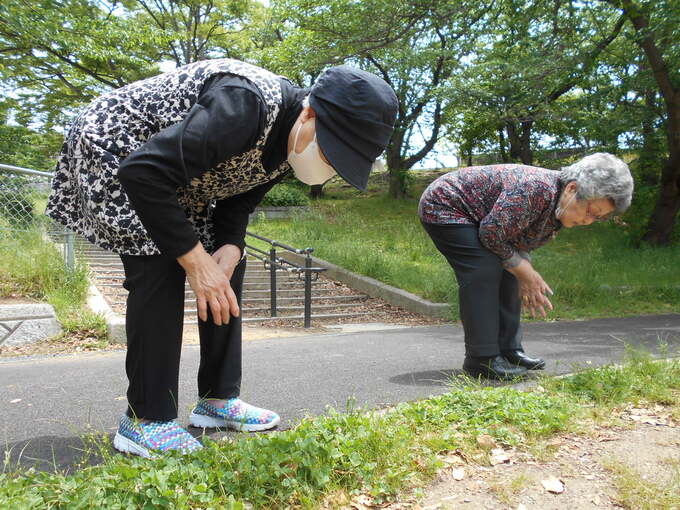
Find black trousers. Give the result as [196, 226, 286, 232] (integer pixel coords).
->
[421, 222, 523, 358]
[120, 253, 246, 421]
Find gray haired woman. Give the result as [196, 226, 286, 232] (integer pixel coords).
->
[419, 153, 634, 379]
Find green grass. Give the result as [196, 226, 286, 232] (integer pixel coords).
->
[544, 345, 680, 410]
[605, 459, 680, 510]
[249, 182, 680, 320]
[2, 351, 678, 509]
[0, 224, 106, 340]
[1, 384, 573, 509]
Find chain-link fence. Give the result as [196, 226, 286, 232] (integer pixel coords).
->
[0, 163, 75, 268]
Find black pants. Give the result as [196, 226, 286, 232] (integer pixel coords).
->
[120, 254, 246, 421]
[422, 222, 523, 358]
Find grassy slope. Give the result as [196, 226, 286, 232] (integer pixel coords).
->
[250, 174, 680, 320]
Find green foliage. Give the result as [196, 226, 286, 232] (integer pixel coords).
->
[0, 0, 162, 123]
[0, 227, 106, 339]
[0, 0, 265, 122]
[0, 124, 62, 170]
[0, 382, 572, 508]
[546, 346, 680, 406]
[265, 0, 493, 197]
[251, 187, 680, 320]
[2, 352, 679, 507]
[260, 183, 310, 207]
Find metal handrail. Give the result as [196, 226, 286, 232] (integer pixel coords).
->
[0, 163, 54, 178]
[245, 230, 313, 255]
[245, 231, 326, 327]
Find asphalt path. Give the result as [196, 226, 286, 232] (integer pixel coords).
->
[2, 314, 679, 473]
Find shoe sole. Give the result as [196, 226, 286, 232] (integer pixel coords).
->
[189, 411, 281, 432]
[113, 432, 153, 458]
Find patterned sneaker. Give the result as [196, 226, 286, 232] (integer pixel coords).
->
[190, 398, 280, 432]
[113, 415, 203, 458]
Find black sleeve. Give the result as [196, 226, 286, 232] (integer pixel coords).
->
[117, 77, 265, 258]
[212, 173, 287, 253]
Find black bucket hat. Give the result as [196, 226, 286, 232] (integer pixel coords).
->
[309, 65, 398, 191]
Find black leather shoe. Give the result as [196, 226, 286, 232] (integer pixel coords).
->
[503, 349, 546, 370]
[463, 355, 528, 380]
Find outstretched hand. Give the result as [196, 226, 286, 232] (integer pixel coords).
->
[177, 242, 241, 325]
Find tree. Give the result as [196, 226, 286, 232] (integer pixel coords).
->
[604, 0, 680, 244]
[264, 0, 493, 198]
[0, 0, 160, 125]
[448, 0, 625, 165]
[0, 0, 265, 125]
[120, 0, 263, 66]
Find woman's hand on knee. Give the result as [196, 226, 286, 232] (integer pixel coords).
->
[177, 242, 240, 325]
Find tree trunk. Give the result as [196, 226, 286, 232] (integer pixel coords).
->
[498, 127, 509, 162]
[616, 0, 680, 243]
[641, 152, 680, 244]
[386, 137, 407, 199]
[388, 164, 407, 199]
[642, 107, 680, 244]
[309, 184, 324, 199]
[505, 120, 534, 165]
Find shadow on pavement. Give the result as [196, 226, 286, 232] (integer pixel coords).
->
[3, 434, 110, 474]
[389, 368, 547, 387]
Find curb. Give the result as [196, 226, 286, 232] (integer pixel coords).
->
[280, 253, 451, 319]
[86, 284, 126, 344]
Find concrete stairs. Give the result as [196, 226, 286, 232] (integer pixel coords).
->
[77, 240, 371, 325]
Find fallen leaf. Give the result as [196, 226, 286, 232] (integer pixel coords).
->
[490, 448, 511, 466]
[351, 494, 374, 510]
[597, 435, 618, 442]
[477, 434, 497, 449]
[10, 398, 21, 404]
[541, 475, 564, 494]
[440, 453, 464, 465]
[451, 468, 465, 480]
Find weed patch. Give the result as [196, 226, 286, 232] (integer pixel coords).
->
[0, 227, 106, 341]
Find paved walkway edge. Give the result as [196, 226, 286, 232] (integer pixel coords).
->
[281, 252, 451, 318]
[87, 284, 126, 343]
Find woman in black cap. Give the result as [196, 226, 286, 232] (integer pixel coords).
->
[46, 58, 398, 457]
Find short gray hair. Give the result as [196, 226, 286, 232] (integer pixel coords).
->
[559, 153, 634, 213]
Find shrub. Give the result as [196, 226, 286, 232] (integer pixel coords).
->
[260, 184, 310, 207]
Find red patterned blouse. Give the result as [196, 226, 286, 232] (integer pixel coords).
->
[418, 164, 564, 268]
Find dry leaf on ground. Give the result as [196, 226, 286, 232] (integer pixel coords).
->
[351, 494, 375, 510]
[541, 475, 565, 494]
[451, 468, 465, 481]
[477, 434, 497, 449]
[490, 448, 511, 466]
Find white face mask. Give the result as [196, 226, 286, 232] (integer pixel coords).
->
[287, 123, 337, 185]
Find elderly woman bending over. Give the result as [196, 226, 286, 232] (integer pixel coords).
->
[419, 153, 634, 379]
